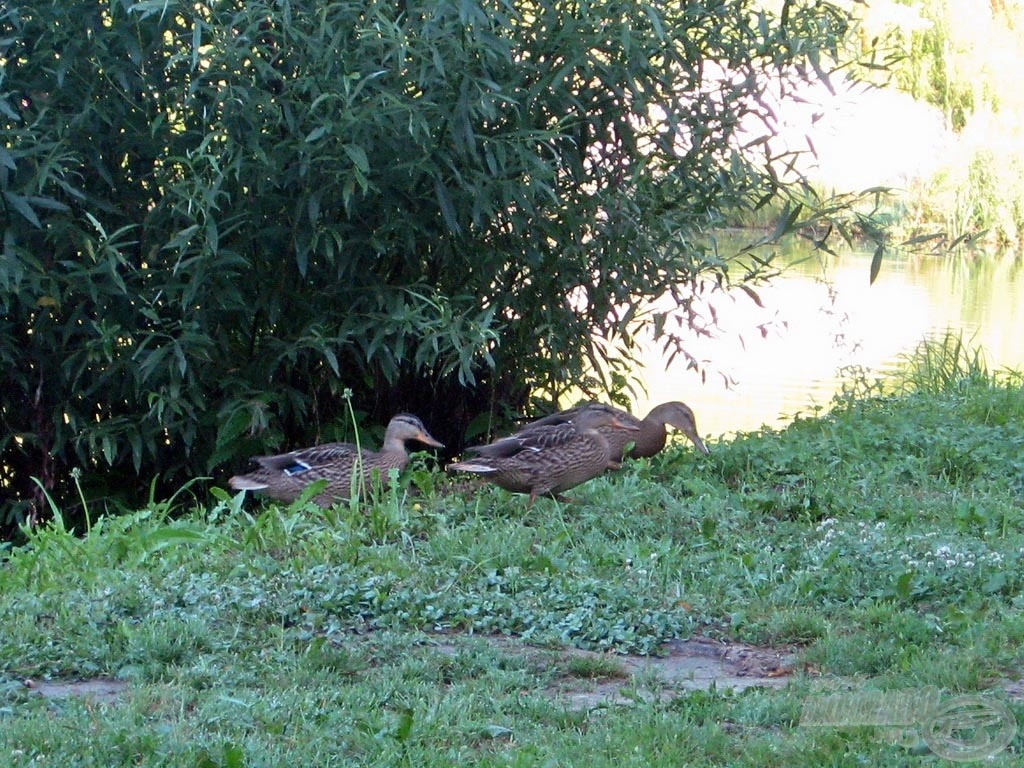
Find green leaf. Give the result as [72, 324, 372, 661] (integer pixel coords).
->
[101, 435, 116, 466]
[770, 202, 803, 242]
[3, 192, 41, 227]
[141, 526, 209, 550]
[323, 347, 339, 376]
[305, 125, 329, 143]
[894, 570, 914, 601]
[0, 98, 19, 122]
[869, 243, 884, 285]
[900, 233, 945, 247]
[223, 743, 246, 768]
[479, 724, 514, 740]
[0, 145, 18, 170]
[983, 571, 1008, 595]
[343, 143, 369, 173]
[25, 195, 70, 213]
[434, 178, 461, 234]
[215, 408, 253, 450]
[393, 707, 415, 743]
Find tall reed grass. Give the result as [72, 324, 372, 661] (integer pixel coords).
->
[893, 330, 992, 394]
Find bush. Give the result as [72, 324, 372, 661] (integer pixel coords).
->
[1, 0, 866, 527]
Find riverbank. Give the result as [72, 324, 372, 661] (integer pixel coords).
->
[634, 243, 1024, 439]
[1, 356, 1022, 765]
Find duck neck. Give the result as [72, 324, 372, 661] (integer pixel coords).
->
[634, 418, 667, 456]
[380, 435, 408, 455]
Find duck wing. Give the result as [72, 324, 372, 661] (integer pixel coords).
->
[518, 404, 589, 429]
[467, 422, 584, 459]
[253, 442, 361, 476]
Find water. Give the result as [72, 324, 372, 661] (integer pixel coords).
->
[631, 242, 1024, 441]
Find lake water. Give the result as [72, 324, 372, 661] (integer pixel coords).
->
[631, 241, 1024, 441]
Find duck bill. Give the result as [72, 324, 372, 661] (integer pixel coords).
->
[689, 432, 710, 455]
[418, 432, 445, 449]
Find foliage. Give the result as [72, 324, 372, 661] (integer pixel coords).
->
[1, 379, 1024, 764]
[891, 328, 990, 394]
[875, 0, 1024, 245]
[1, 0, 878, 526]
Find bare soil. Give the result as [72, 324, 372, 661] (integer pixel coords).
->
[22, 635, 1022, 710]
[434, 634, 796, 709]
[23, 677, 129, 705]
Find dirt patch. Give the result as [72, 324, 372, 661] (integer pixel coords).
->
[23, 677, 128, 705]
[17, 636, 791, 711]
[435, 634, 796, 709]
[441, 636, 1024, 710]
[1000, 678, 1024, 702]
[22, 639, 1021, 711]
[548, 636, 795, 709]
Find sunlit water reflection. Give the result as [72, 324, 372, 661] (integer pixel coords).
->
[632, 243, 1024, 441]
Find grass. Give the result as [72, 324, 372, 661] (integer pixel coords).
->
[2, 341, 1023, 765]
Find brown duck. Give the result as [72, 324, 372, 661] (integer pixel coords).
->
[519, 401, 709, 463]
[229, 414, 443, 505]
[447, 404, 638, 507]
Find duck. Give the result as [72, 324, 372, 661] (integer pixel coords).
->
[514, 401, 709, 463]
[447, 404, 638, 507]
[228, 413, 443, 505]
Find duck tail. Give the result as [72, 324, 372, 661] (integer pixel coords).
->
[228, 475, 269, 491]
[446, 461, 498, 475]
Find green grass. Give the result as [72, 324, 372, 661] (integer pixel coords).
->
[2, 350, 1023, 765]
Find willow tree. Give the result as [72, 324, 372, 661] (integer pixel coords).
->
[1, 0, 872, 526]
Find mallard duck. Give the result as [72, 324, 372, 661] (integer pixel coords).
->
[447, 404, 638, 507]
[229, 413, 443, 505]
[519, 401, 709, 462]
